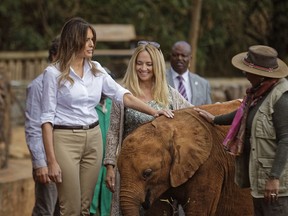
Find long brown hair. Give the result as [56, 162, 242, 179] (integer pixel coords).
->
[55, 17, 100, 85]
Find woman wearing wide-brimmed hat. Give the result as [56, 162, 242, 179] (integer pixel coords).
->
[195, 45, 288, 216]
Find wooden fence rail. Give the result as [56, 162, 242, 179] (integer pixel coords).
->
[0, 51, 49, 126]
[0, 49, 133, 81]
[0, 51, 48, 81]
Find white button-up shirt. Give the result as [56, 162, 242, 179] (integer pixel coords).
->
[41, 60, 129, 126]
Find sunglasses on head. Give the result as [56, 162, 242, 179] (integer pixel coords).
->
[137, 40, 160, 50]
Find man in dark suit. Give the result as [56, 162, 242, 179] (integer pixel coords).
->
[166, 41, 212, 105]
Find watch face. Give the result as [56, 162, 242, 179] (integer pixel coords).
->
[269, 175, 279, 180]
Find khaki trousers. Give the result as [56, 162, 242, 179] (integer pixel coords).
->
[53, 126, 102, 216]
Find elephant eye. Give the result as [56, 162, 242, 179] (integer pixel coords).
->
[142, 168, 152, 180]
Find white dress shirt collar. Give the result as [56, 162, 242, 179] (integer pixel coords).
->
[171, 68, 189, 81]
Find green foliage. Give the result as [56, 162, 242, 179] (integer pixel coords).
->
[1, 0, 288, 77]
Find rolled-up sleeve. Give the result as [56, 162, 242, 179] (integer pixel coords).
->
[40, 68, 58, 125]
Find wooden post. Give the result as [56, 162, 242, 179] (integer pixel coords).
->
[0, 65, 11, 169]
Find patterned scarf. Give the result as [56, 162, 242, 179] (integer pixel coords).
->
[222, 78, 279, 156]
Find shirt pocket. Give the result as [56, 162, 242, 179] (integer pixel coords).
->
[255, 109, 275, 140]
[257, 158, 288, 194]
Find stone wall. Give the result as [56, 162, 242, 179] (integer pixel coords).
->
[10, 81, 28, 126]
[208, 77, 250, 103]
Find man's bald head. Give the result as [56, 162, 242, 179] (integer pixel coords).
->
[170, 41, 192, 74]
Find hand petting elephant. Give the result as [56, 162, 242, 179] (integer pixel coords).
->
[117, 99, 253, 216]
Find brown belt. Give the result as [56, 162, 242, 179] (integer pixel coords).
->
[53, 121, 99, 130]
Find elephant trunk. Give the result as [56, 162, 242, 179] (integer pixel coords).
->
[120, 195, 141, 216]
[120, 185, 145, 216]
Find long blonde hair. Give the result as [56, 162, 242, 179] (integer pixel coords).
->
[55, 17, 100, 85]
[122, 44, 169, 107]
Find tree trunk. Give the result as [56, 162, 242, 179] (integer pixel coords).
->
[0, 65, 11, 169]
[188, 0, 203, 72]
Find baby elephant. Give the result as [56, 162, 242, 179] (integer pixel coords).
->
[117, 100, 253, 216]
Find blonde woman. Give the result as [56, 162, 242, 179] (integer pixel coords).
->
[104, 41, 192, 215]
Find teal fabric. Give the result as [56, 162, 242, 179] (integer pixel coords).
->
[90, 98, 112, 215]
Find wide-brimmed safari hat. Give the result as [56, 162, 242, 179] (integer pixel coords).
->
[232, 45, 288, 78]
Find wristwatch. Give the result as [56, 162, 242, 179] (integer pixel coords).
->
[269, 175, 279, 180]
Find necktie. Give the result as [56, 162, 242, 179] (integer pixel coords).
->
[177, 75, 188, 101]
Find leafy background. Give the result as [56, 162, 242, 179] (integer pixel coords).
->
[1, 0, 288, 77]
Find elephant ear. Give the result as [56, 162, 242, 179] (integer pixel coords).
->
[152, 110, 213, 187]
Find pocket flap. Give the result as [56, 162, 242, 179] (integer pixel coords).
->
[258, 158, 273, 168]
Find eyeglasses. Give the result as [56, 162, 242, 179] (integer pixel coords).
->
[137, 40, 160, 50]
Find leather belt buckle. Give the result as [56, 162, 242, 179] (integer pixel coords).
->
[82, 125, 89, 130]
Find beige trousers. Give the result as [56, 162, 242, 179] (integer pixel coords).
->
[53, 126, 102, 216]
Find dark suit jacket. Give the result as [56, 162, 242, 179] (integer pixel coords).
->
[166, 68, 212, 105]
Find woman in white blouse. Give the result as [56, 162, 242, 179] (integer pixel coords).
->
[40, 17, 173, 216]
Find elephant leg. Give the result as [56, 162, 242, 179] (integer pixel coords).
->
[182, 162, 224, 215]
